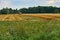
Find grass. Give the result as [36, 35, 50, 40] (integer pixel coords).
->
[0, 14, 60, 40]
[0, 18, 60, 40]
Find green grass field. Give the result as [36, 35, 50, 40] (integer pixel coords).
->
[0, 15, 60, 40]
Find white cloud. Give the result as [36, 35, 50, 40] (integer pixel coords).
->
[47, 0, 55, 4]
[47, 0, 60, 5]
[0, 0, 60, 9]
[56, 0, 60, 2]
[0, 0, 13, 9]
[0, 0, 31, 9]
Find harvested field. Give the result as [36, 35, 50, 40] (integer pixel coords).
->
[0, 14, 24, 21]
[23, 14, 60, 20]
[0, 14, 60, 21]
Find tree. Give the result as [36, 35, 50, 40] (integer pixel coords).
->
[54, 9, 59, 13]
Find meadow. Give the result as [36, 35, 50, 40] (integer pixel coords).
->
[0, 14, 60, 40]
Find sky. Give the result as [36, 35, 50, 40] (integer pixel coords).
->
[0, 0, 60, 9]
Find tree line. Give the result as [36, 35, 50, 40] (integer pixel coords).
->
[0, 7, 19, 14]
[20, 6, 60, 13]
[0, 6, 60, 14]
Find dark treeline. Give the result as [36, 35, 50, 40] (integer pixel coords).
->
[0, 6, 60, 14]
[0, 7, 19, 14]
[19, 6, 60, 13]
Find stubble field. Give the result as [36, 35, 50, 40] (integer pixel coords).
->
[0, 14, 60, 21]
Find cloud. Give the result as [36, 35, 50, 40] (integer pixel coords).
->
[47, 0, 55, 4]
[55, 0, 60, 2]
[0, 0, 60, 9]
[47, 0, 60, 5]
[0, 0, 12, 9]
[47, 0, 55, 5]
[0, 0, 32, 9]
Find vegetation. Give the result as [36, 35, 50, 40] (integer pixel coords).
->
[0, 18, 60, 40]
[0, 8, 19, 14]
[0, 5, 60, 40]
[19, 6, 60, 13]
[0, 14, 60, 21]
[0, 14, 59, 40]
[0, 6, 60, 14]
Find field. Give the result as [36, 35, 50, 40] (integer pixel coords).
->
[0, 14, 60, 21]
[0, 14, 60, 40]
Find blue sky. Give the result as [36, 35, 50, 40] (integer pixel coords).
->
[0, 0, 60, 9]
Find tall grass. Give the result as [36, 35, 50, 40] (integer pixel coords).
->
[0, 19, 60, 40]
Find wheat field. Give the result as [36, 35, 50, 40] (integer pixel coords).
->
[23, 14, 60, 20]
[0, 14, 60, 21]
